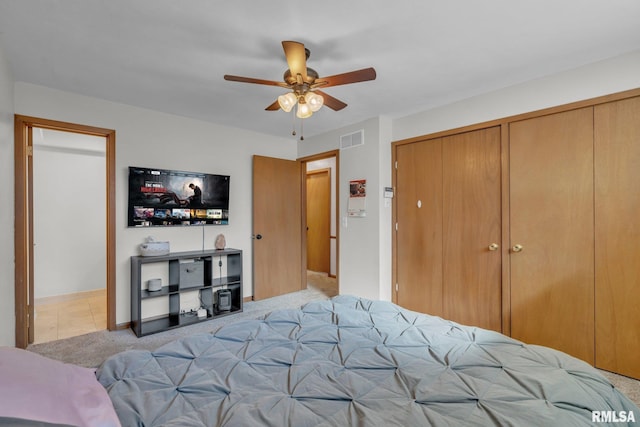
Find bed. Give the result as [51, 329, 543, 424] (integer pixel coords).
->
[93, 296, 639, 426]
[0, 347, 121, 427]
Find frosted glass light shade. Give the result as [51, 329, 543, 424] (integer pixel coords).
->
[296, 102, 312, 118]
[305, 92, 324, 112]
[277, 92, 297, 112]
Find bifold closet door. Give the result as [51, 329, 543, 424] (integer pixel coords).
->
[395, 139, 443, 316]
[442, 127, 502, 331]
[595, 96, 640, 380]
[509, 107, 594, 364]
[395, 128, 502, 329]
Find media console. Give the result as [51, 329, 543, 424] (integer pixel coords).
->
[130, 248, 242, 337]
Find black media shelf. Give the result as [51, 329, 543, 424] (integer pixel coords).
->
[140, 285, 179, 299]
[131, 248, 243, 337]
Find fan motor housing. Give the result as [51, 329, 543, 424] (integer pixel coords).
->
[284, 68, 319, 85]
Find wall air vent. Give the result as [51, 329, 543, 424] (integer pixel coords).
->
[340, 129, 364, 150]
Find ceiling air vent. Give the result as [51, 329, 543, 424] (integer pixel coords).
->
[340, 130, 364, 150]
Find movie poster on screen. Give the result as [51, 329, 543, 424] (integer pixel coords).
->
[348, 179, 366, 217]
[128, 166, 230, 227]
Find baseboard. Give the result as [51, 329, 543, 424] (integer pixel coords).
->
[243, 296, 254, 303]
[115, 322, 131, 331]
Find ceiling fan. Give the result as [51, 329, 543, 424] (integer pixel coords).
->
[224, 41, 376, 120]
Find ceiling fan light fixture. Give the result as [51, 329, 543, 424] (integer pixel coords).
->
[296, 102, 313, 119]
[305, 92, 324, 112]
[278, 92, 297, 112]
[224, 40, 376, 131]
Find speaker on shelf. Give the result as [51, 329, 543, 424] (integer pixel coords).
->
[200, 289, 214, 316]
[216, 289, 232, 312]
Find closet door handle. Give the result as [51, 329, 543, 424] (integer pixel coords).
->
[512, 244, 523, 253]
[488, 243, 499, 251]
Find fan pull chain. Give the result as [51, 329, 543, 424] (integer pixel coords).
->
[291, 110, 296, 136]
[300, 119, 304, 141]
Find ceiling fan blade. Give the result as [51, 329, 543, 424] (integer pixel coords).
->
[313, 67, 376, 88]
[314, 90, 347, 111]
[224, 74, 289, 88]
[265, 100, 281, 111]
[282, 41, 308, 82]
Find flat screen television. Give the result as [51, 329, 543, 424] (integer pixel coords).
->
[128, 166, 230, 227]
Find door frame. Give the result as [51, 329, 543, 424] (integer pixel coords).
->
[299, 150, 340, 284]
[14, 115, 116, 348]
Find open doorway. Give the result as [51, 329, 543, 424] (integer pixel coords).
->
[32, 128, 107, 343]
[14, 115, 116, 348]
[301, 151, 339, 297]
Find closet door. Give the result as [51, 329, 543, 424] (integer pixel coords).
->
[595, 96, 640, 379]
[395, 128, 502, 329]
[395, 139, 443, 315]
[509, 108, 594, 364]
[442, 127, 502, 331]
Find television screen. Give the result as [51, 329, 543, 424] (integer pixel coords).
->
[128, 166, 230, 227]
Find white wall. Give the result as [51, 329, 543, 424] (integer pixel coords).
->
[2, 50, 639, 346]
[0, 37, 15, 346]
[298, 50, 640, 304]
[393, 50, 640, 141]
[377, 116, 393, 302]
[299, 117, 393, 300]
[33, 130, 106, 298]
[14, 83, 297, 327]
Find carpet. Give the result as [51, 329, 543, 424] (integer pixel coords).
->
[27, 286, 329, 369]
[26, 279, 639, 408]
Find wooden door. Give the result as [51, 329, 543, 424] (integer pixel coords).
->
[306, 169, 331, 273]
[252, 155, 303, 300]
[395, 139, 443, 315]
[509, 108, 594, 363]
[594, 96, 640, 379]
[442, 127, 502, 331]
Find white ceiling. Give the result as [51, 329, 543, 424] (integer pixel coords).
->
[1, 0, 639, 139]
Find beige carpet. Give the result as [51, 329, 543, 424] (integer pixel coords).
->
[27, 286, 329, 368]
[26, 274, 639, 408]
[599, 370, 640, 408]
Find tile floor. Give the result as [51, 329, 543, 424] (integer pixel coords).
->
[34, 289, 107, 344]
[307, 270, 338, 297]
